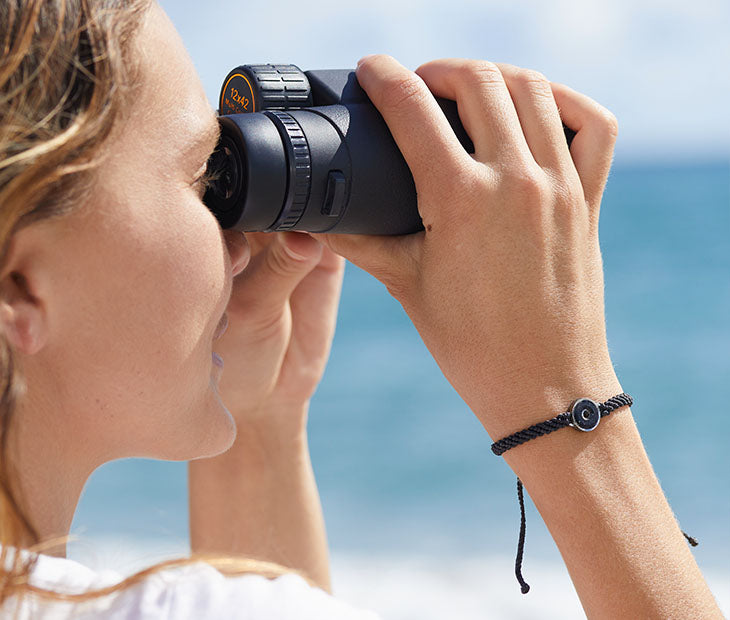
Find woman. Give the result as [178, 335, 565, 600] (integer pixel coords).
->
[0, 0, 722, 618]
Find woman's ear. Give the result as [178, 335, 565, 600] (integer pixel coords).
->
[0, 235, 49, 356]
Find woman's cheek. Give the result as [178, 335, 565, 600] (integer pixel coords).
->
[175, 193, 230, 318]
[152, 194, 230, 385]
[108, 204, 227, 454]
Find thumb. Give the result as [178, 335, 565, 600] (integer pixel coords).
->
[231, 231, 323, 313]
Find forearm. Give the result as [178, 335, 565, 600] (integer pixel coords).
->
[482, 374, 722, 619]
[188, 403, 331, 592]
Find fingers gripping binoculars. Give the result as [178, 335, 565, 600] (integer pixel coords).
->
[204, 64, 575, 235]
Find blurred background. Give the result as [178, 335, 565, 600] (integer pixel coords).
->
[70, 0, 729, 617]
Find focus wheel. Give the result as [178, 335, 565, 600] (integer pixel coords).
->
[264, 110, 311, 231]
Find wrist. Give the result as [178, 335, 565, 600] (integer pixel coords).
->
[190, 413, 310, 479]
[472, 358, 623, 442]
[481, 361, 630, 486]
[227, 400, 311, 449]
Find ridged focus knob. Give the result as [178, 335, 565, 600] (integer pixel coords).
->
[264, 111, 312, 231]
[218, 64, 313, 115]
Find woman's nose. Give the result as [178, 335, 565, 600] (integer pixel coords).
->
[223, 230, 250, 277]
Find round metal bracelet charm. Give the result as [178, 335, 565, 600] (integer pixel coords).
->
[570, 398, 601, 431]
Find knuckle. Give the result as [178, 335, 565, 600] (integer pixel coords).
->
[513, 68, 548, 84]
[457, 60, 503, 86]
[597, 108, 619, 138]
[511, 68, 553, 98]
[548, 170, 583, 207]
[543, 168, 591, 223]
[380, 72, 428, 112]
[555, 180, 579, 206]
[357, 53, 387, 73]
[266, 244, 295, 276]
[501, 165, 551, 202]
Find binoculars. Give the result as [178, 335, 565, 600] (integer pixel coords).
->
[204, 64, 575, 235]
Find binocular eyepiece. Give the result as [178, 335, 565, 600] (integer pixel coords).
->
[204, 64, 575, 235]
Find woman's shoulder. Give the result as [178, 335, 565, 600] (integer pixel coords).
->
[3, 549, 382, 620]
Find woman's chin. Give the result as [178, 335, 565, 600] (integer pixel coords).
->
[158, 385, 238, 462]
[192, 383, 238, 459]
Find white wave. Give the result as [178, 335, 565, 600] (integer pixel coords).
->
[67, 537, 730, 620]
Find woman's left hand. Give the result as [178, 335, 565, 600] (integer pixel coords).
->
[213, 230, 345, 432]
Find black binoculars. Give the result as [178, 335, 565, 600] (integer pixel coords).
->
[204, 64, 575, 235]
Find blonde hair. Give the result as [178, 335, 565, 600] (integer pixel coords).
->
[0, 0, 306, 614]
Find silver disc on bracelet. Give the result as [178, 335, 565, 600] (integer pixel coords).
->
[568, 397, 602, 431]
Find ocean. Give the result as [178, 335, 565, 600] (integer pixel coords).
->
[69, 159, 730, 618]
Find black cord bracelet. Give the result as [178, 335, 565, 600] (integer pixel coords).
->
[490, 393, 699, 595]
[491, 393, 633, 456]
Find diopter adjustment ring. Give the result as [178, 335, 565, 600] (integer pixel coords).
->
[264, 110, 311, 231]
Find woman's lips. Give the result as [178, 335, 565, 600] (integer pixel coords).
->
[213, 312, 228, 340]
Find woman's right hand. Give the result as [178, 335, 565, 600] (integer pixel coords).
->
[312, 55, 624, 439]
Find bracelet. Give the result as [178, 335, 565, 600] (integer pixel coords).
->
[490, 393, 633, 456]
[489, 392, 699, 595]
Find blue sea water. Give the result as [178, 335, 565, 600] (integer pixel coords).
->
[70, 160, 730, 618]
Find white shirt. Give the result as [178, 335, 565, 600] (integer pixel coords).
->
[1, 550, 382, 619]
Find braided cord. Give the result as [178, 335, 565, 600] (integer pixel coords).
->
[490, 393, 633, 456]
[490, 412, 571, 456]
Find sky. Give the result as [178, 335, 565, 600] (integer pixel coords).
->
[159, 0, 730, 164]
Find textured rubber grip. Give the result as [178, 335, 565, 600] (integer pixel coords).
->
[219, 64, 313, 114]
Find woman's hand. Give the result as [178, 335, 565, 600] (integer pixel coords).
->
[312, 56, 624, 439]
[214, 230, 345, 432]
[192, 231, 341, 587]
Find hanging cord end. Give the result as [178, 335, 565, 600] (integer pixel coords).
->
[515, 478, 531, 594]
[493, 395, 634, 596]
